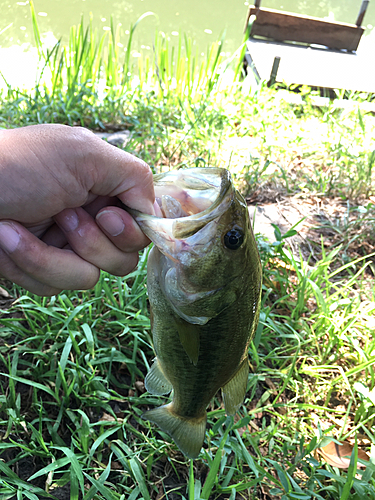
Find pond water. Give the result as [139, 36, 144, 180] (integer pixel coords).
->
[1, 0, 374, 89]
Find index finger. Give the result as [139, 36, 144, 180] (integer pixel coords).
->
[74, 130, 156, 215]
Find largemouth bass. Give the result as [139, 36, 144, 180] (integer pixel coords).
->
[130, 167, 262, 459]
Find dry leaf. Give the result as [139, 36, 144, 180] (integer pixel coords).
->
[265, 378, 277, 393]
[317, 440, 369, 469]
[99, 412, 122, 423]
[110, 461, 124, 470]
[0, 286, 11, 298]
[135, 380, 145, 393]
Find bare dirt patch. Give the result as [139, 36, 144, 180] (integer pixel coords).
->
[249, 193, 375, 266]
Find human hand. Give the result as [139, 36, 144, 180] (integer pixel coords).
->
[0, 124, 156, 296]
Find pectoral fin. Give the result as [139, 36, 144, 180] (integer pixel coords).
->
[221, 359, 249, 415]
[174, 316, 200, 365]
[145, 358, 173, 395]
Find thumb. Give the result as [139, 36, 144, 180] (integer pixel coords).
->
[86, 134, 156, 215]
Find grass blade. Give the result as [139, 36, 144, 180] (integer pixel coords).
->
[201, 422, 231, 499]
[129, 457, 151, 500]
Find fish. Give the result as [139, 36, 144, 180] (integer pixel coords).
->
[129, 167, 262, 459]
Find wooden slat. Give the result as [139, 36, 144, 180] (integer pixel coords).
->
[245, 7, 365, 51]
[245, 39, 375, 93]
[356, 0, 369, 26]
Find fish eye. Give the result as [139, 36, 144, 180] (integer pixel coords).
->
[224, 229, 244, 250]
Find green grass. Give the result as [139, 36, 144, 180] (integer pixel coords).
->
[1, 4, 375, 500]
[1, 222, 374, 499]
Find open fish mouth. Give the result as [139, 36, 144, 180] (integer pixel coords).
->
[154, 167, 231, 218]
[128, 167, 235, 258]
[128, 167, 249, 325]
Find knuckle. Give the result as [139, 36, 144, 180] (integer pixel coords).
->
[22, 244, 50, 276]
[71, 126, 95, 142]
[139, 160, 153, 183]
[66, 222, 99, 258]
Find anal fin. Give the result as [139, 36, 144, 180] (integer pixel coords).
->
[145, 358, 173, 395]
[221, 359, 249, 416]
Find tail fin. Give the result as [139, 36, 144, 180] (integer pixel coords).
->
[142, 403, 206, 459]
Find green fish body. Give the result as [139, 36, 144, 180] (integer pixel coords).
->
[130, 168, 262, 458]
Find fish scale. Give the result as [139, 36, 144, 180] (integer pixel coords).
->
[128, 167, 262, 458]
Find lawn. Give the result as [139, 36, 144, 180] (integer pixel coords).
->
[0, 7, 375, 500]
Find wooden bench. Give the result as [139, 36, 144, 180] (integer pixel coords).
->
[244, 0, 374, 93]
